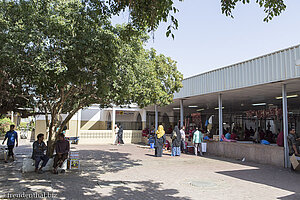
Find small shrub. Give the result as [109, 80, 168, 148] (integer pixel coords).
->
[0, 118, 14, 136]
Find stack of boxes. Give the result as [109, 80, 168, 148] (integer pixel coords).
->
[68, 151, 80, 170]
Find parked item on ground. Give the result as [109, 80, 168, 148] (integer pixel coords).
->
[290, 154, 300, 171]
[20, 130, 27, 139]
[0, 145, 8, 160]
[65, 137, 79, 144]
[202, 142, 207, 153]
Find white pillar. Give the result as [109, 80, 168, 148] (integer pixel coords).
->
[112, 107, 116, 131]
[77, 109, 82, 137]
[218, 94, 223, 141]
[282, 84, 289, 168]
[155, 105, 158, 131]
[180, 99, 184, 128]
[11, 111, 14, 123]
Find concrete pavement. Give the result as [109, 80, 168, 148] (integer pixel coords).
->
[0, 140, 299, 199]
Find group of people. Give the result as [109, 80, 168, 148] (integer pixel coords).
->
[2, 125, 70, 174]
[114, 124, 124, 145]
[153, 125, 204, 157]
[222, 126, 284, 145]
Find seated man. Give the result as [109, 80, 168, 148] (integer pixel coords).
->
[225, 129, 231, 140]
[287, 129, 300, 157]
[53, 133, 70, 174]
[32, 133, 49, 173]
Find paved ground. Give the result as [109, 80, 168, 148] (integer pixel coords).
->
[0, 139, 299, 200]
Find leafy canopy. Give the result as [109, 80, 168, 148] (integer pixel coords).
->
[0, 0, 183, 132]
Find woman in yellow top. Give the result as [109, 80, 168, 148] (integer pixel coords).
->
[155, 125, 166, 157]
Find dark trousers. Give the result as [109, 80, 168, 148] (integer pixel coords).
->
[118, 134, 124, 144]
[34, 155, 49, 169]
[53, 153, 68, 169]
[181, 140, 187, 153]
[7, 145, 14, 157]
[155, 145, 163, 157]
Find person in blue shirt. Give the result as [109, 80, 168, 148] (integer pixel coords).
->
[2, 125, 18, 163]
[193, 127, 203, 156]
[225, 132, 231, 140]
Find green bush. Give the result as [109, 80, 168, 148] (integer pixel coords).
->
[18, 121, 35, 131]
[0, 118, 14, 136]
[19, 122, 28, 130]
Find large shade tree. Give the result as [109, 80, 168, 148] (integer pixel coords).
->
[0, 0, 183, 155]
[1, 0, 286, 155]
[0, 0, 287, 113]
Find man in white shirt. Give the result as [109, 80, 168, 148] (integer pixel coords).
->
[114, 124, 119, 145]
[180, 126, 187, 153]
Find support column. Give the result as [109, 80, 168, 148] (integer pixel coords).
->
[282, 84, 289, 168]
[77, 109, 82, 137]
[148, 113, 151, 129]
[180, 99, 184, 128]
[141, 110, 147, 130]
[155, 105, 158, 131]
[11, 111, 14, 123]
[218, 94, 223, 141]
[112, 107, 116, 132]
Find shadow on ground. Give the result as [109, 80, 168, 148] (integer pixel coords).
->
[0, 146, 189, 199]
[210, 156, 300, 200]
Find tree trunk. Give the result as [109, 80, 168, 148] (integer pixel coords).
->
[46, 123, 57, 157]
[46, 106, 81, 157]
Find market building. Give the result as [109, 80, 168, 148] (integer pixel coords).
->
[148, 44, 300, 168]
[34, 44, 300, 168]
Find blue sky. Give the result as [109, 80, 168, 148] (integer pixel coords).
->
[142, 0, 300, 78]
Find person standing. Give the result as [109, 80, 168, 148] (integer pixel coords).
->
[118, 125, 124, 145]
[155, 125, 166, 157]
[114, 124, 119, 145]
[2, 125, 18, 163]
[53, 133, 70, 174]
[287, 128, 300, 156]
[276, 129, 284, 147]
[32, 133, 49, 173]
[193, 127, 203, 156]
[180, 126, 187, 153]
[171, 126, 181, 156]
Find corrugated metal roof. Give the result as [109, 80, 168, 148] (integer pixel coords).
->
[174, 44, 300, 99]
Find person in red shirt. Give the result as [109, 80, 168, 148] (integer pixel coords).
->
[53, 133, 70, 174]
[276, 129, 284, 147]
[230, 131, 238, 140]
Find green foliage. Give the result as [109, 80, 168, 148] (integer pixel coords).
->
[0, 118, 14, 136]
[220, 0, 286, 22]
[18, 122, 28, 130]
[109, 0, 286, 37]
[0, 0, 183, 149]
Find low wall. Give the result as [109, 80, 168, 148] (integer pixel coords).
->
[206, 141, 284, 167]
[78, 130, 142, 144]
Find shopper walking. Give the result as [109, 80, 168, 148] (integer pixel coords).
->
[193, 127, 203, 156]
[2, 125, 18, 163]
[118, 125, 124, 145]
[114, 124, 119, 145]
[155, 125, 166, 157]
[180, 126, 187, 153]
[171, 126, 181, 156]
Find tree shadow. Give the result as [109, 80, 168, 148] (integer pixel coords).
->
[0, 144, 189, 199]
[96, 180, 191, 200]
